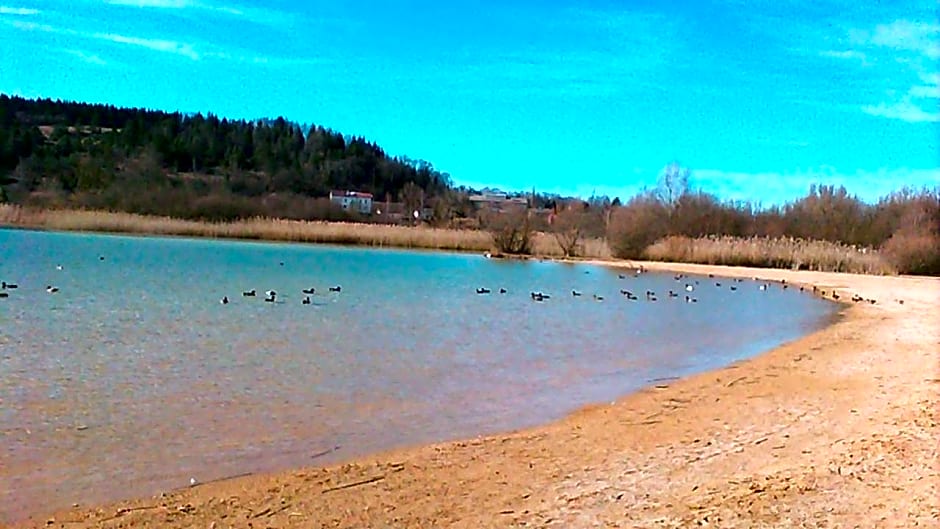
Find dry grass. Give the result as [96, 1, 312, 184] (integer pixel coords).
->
[531, 232, 612, 259]
[0, 205, 617, 258]
[644, 235, 896, 275]
[0, 205, 493, 252]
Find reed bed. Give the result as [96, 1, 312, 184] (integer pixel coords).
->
[0, 205, 494, 252]
[644, 235, 896, 275]
[530, 232, 612, 259]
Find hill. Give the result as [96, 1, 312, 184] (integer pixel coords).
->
[0, 94, 455, 220]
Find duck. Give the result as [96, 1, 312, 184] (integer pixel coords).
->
[329, 286, 342, 293]
[685, 295, 698, 303]
[1, 281, 17, 289]
[242, 289, 256, 297]
[617, 274, 626, 279]
[46, 285, 59, 294]
[476, 287, 491, 294]
[499, 288, 507, 294]
[302, 296, 311, 305]
[302, 287, 316, 295]
[730, 285, 737, 291]
[572, 290, 582, 297]
[264, 293, 276, 303]
[220, 296, 229, 305]
[668, 290, 678, 298]
[685, 284, 694, 292]
[759, 284, 768, 291]
[265, 290, 277, 297]
[0, 292, 8, 298]
[593, 294, 604, 301]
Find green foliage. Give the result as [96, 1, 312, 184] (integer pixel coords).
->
[1, 94, 452, 220]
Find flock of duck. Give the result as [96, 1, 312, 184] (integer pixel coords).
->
[471, 270, 885, 306]
[0, 265, 889, 306]
[220, 285, 343, 305]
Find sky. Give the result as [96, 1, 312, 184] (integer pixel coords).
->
[0, 0, 938, 204]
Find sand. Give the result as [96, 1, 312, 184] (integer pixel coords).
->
[10, 263, 939, 528]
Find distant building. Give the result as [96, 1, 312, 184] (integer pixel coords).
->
[469, 191, 528, 212]
[329, 190, 373, 215]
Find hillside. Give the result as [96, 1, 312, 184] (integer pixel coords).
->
[0, 94, 455, 220]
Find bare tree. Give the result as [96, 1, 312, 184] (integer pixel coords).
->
[551, 200, 590, 257]
[399, 181, 425, 224]
[656, 162, 691, 210]
[484, 208, 533, 254]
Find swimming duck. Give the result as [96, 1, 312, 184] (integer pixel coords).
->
[220, 296, 229, 305]
[302, 296, 311, 305]
[1, 281, 17, 289]
[264, 293, 276, 303]
[46, 286, 59, 294]
[329, 286, 342, 293]
[593, 294, 604, 301]
[242, 289, 256, 297]
[302, 288, 316, 295]
[572, 290, 582, 297]
[685, 284, 694, 292]
[0, 292, 8, 298]
[499, 288, 507, 294]
[476, 287, 491, 294]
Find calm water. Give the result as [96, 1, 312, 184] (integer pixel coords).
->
[0, 228, 839, 521]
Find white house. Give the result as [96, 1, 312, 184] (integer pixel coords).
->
[329, 190, 374, 215]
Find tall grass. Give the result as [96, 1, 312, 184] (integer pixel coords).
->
[0, 205, 493, 251]
[644, 235, 896, 275]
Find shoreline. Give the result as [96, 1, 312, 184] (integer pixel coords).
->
[9, 263, 939, 527]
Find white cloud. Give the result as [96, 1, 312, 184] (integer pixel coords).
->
[103, 0, 290, 26]
[910, 84, 940, 99]
[0, 5, 38, 15]
[694, 167, 940, 204]
[862, 99, 940, 123]
[822, 18, 940, 124]
[93, 32, 200, 60]
[870, 20, 940, 59]
[820, 49, 867, 63]
[105, 0, 193, 8]
[63, 48, 107, 66]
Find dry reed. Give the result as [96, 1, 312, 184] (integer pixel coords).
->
[0, 205, 493, 252]
[644, 235, 896, 275]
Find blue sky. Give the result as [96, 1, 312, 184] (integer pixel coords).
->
[1, 0, 938, 204]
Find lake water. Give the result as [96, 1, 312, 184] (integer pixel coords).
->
[0, 228, 840, 522]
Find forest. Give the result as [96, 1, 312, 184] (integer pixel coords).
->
[0, 94, 457, 220]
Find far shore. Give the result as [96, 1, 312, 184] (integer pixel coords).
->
[8, 260, 937, 528]
[0, 204, 611, 259]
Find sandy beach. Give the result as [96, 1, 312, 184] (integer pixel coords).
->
[10, 262, 939, 528]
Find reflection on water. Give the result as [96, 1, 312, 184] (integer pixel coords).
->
[0, 228, 839, 521]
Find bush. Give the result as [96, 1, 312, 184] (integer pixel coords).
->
[606, 194, 667, 259]
[882, 230, 940, 275]
[484, 209, 532, 254]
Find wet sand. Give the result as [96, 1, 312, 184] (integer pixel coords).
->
[11, 263, 939, 528]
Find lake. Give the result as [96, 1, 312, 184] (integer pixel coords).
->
[0, 228, 840, 522]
